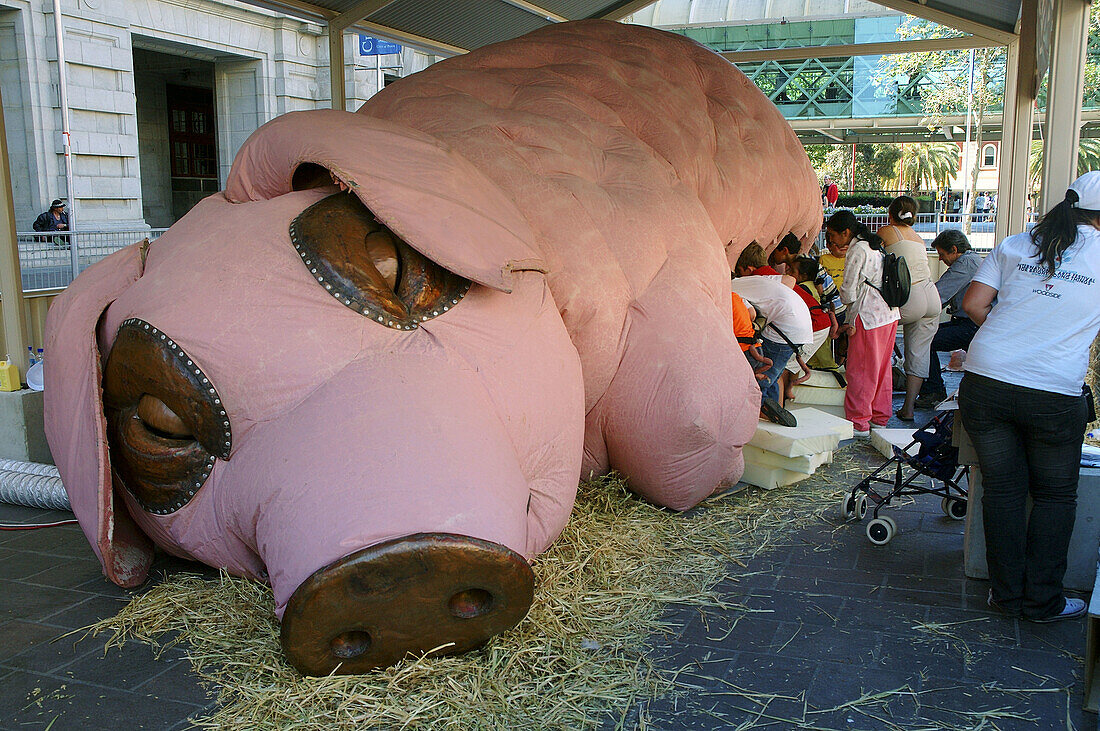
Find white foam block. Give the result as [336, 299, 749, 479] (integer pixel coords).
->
[870, 428, 919, 459]
[786, 406, 854, 441]
[743, 445, 833, 475]
[805, 403, 847, 419]
[741, 462, 814, 490]
[790, 384, 846, 406]
[749, 418, 842, 458]
[802, 369, 846, 388]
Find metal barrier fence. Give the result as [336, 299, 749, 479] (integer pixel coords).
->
[16, 229, 167, 292]
[813, 211, 1037, 252]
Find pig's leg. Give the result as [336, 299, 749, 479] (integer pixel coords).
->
[589, 272, 761, 511]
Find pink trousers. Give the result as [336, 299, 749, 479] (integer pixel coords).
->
[844, 315, 898, 431]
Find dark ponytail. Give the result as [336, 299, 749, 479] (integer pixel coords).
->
[826, 209, 884, 251]
[1030, 189, 1100, 277]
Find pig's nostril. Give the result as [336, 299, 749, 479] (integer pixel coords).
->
[330, 630, 372, 659]
[449, 588, 493, 619]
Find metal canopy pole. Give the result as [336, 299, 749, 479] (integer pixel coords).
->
[996, 1, 1039, 242]
[0, 86, 30, 373]
[327, 1, 401, 111]
[1040, 0, 1090, 212]
[328, 27, 346, 110]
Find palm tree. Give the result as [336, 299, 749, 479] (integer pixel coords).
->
[1028, 138, 1100, 200]
[897, 142, 959, 192]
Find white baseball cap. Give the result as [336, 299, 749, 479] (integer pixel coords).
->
[1068, 171, 1100, 210]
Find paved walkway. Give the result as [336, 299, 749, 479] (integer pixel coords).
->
[1, 367, 1092, 730]
[636, 444, 1090, 729]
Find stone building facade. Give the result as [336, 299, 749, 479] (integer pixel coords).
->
[0, 0, 443, 230]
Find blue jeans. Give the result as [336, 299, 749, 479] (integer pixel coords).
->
[758, 338, 793, 403]
[958, 373, 1087, 619]
[922, 317, 979, 395]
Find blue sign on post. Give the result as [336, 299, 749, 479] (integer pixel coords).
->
[358, 35, 402, 56]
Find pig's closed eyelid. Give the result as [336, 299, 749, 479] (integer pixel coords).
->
[105, 319, 232, 460]
[102, 318, 232, 517]
[289, 193, 472, 331]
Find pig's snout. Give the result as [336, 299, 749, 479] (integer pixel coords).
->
[280, 533, 534, 675]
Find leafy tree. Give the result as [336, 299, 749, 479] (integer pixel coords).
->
[803, 144, 829, 172]
[879, 20, 1006, 232]
[898, 142, 960, 192]
[1027, 138, 1100, 199]
[821, 143, 903, 192]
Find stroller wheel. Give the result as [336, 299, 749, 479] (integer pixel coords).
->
[854, 494, 868, 521]
[839, 495, 855, 520]
[941, 496, 967, 521]
[866, 518, 896, 545]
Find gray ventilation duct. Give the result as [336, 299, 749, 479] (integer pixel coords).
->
[0, 460, 71, 511]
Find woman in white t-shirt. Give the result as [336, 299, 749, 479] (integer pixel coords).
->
[828, 210, 901, 436]
[959, 171, 1100, 624]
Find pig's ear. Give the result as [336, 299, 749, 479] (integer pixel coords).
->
[44, 242, 153, 587]
[225, 109, 543, 293]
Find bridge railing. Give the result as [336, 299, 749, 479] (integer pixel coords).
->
[16, 229, 168, 293]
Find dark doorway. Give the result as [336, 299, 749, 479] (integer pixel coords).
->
[133, 46, 217, 227]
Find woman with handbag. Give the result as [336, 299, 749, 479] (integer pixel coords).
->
[960, 172, 1100, 623]
[878, 196, 941, 420]
[827, 210, 900, 436]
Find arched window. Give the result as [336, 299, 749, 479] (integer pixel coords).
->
[982, 143, 997, 168]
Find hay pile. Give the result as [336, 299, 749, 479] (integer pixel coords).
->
[87, 453, 865, 729]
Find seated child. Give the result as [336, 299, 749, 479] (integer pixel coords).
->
[783, 258, 836, 397]
[818, 239, 852, 364]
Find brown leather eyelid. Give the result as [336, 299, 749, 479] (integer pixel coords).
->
[289, 194, 472, 331]
[102, 319, 231, 515]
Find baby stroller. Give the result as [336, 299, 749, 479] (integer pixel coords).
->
[839, 411, 969, 545]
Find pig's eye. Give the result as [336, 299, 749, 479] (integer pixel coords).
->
[102, 319, 231, 516]
[289, 193, 471, 330]
[136, 395, 192, 439]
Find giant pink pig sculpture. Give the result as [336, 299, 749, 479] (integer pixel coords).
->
[44, 20, 820, 675]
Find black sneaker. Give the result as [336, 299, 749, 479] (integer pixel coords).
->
[761, 398, 797, 427]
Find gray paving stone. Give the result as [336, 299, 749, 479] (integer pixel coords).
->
[37, 594, 130, 630]
[20, 555, 112, 590]
[0, 580, 96, 624]
[0, 627, 101, 675]
[0, 671, 203, 731]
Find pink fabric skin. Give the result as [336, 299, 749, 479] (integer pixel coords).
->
[361, 20, 821, 509]
[46, 180, 584, 607]
[43, 244, 154, 587]
[844, 316, 898, 431]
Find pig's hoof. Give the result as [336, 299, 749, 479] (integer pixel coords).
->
[280, 533, 534, 675]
